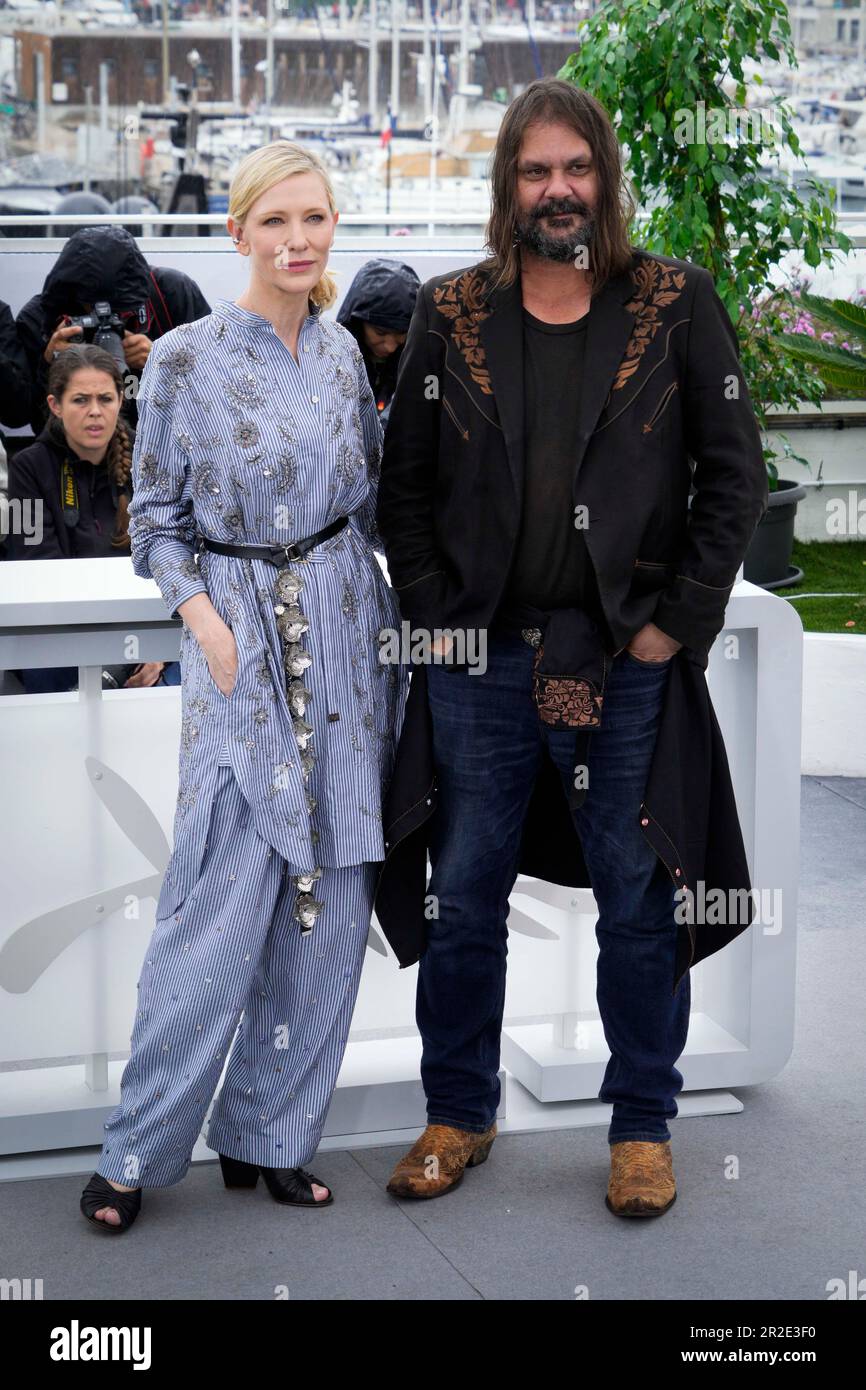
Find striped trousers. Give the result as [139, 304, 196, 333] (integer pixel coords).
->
[96, 764, 377, 1188]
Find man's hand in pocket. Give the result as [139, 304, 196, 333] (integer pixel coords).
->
[625, 621, 682, 662]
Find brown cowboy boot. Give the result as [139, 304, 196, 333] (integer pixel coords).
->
[386, 1121, 498, 1199]
[606, 1139, 677, 1217]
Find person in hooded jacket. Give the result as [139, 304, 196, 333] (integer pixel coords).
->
[0, 300, 33, 564]
[0, 299, 33, 433]
[5, 343, 177, 693]
[16, 225, 211, 439]
[335, 258, 420, 427]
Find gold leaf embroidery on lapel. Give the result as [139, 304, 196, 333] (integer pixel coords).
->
[431, 269, 494, 395]
[610, 259, 687, 397]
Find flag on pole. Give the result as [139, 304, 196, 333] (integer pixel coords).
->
[381, 101, 396, 147]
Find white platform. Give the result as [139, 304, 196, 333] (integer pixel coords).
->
[0, 1042, 742, 1184]
[0, 1037, 506, 1163]
[801, 632, 866, 776]
[502, 1012, 749, 1104]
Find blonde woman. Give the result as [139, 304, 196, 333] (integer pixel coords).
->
[79, 141, 408, 1232]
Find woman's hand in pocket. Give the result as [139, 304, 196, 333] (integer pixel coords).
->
[200, 620, 239, 698]
[175, 595, 239, 698]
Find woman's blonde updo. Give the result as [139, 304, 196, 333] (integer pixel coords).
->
[228, 140, 340, 311]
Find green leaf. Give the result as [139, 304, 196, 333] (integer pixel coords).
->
[799, 291, 866, 336]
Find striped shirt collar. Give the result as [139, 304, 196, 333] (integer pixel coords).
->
[214, 297, 322, 332]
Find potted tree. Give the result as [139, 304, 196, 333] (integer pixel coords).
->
[558, 0, 852, 588]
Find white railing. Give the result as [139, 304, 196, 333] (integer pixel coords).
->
[3, 212, 866, 243]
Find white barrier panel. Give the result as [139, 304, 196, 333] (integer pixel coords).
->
[503, 585, 803, 1102]
[801, 633, 866, 776]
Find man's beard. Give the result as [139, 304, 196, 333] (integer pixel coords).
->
[514, 197, 596, 263]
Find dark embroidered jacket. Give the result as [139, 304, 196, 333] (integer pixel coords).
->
[378, 247, 768, 663]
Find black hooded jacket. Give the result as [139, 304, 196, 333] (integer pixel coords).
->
[336, 258, 420, 425]
[15, 225, 211, 436]
[4, 413, 135, 562]
[0, 300, 34, 430]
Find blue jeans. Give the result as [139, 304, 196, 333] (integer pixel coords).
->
[13, 661, 182, 692]
[420, 628, 691, 1144]
[16, 666, 78, 694]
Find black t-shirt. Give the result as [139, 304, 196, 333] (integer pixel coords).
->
[497, 306, 609, 640]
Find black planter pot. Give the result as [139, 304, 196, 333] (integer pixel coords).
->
[743, 478, 807, 589]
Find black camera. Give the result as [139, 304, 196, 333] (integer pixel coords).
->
[66, 300, 135, 370]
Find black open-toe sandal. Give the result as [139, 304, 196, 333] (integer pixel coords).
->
[219, 1153, 333, 1207]
[261, 1165, 334, 1207]
[80, 1172, 142, 1233]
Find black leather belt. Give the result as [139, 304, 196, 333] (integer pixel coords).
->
[197, 515, 349, 566]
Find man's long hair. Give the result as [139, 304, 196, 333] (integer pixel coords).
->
[480, 78, 638, 297]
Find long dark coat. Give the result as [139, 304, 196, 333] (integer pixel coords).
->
[372, 249, 769, 991]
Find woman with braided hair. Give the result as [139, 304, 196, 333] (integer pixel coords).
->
[5, 343, 174, 691]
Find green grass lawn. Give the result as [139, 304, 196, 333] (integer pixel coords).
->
[778, 540, 866, 633]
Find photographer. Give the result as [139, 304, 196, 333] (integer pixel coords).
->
[5, 344, 179, 695]
[0, 299, 33, 432]
[0, 299, 34, 566]
[16, 225, 211, 438]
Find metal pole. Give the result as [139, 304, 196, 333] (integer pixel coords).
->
[162, 0, 170, 105]
[459, 0, 469, 88]
[231, 0, 241, 109]
[266, 0, 274, 112]
[390, 0, 401, 122]
[422, 0, 432, 125]
[84, 85, 92, 191]
[369, 0, 378, 129]
[428, 23, 439, 235]
[35, 50, 45, 151]
[99, 60, 109, 138]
